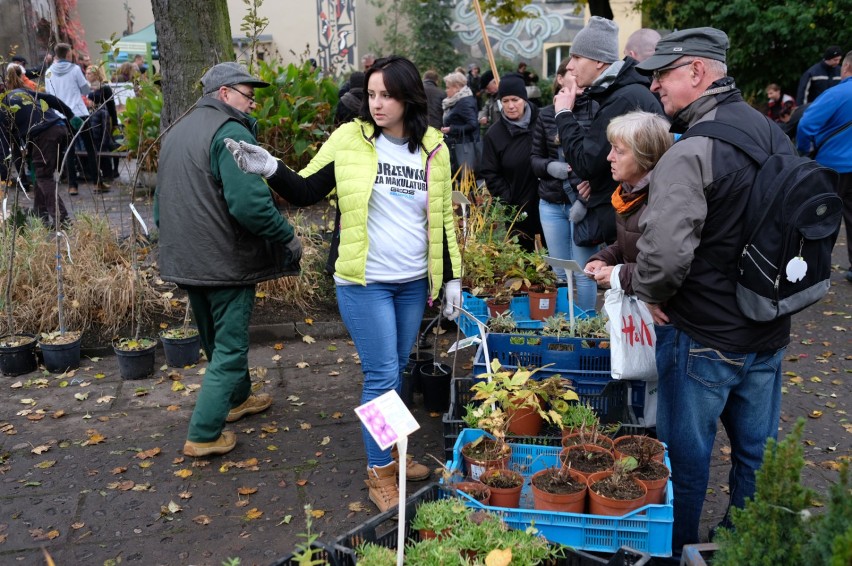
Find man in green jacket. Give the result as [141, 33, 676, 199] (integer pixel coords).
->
[155, 62, 302, 457]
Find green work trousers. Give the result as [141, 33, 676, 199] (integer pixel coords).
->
[184, 284, 256, 442]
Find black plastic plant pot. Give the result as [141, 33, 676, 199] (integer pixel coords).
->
[39, 333, 82, 373]
[409, 351, 434, 394]
[113, 338, 157, 380]
[419, 362, 452, 412]
[0, 334, 38, 376]
[159, 330, 201, 368]
[401, 361, 416, 408]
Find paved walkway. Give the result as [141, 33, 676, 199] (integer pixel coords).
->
[0, 169, 849, 564]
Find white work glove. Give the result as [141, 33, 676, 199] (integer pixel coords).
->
[546, 161, 570, 180]
[285, 236, 303, 264]
[569, 199, 587, 223]
[442, 279, 462, 321]
[223, 138, 278, 178]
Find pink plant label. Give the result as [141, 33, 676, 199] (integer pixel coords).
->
[355, 390, 420, 451]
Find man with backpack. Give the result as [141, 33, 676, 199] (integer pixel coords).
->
[631, 28, 840, 562]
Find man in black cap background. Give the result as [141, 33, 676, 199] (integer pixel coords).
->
[631, 28, 797, 559]
[155, 62, 302, 458]
[796, 45, 844, 105]
[553, 15, 663, 312]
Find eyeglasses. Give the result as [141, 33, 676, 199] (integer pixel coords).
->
[652, 60, 695, 82]
[227, 86, 256, 104]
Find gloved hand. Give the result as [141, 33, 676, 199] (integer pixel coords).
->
[442, 279, 462, 321]
[285, 236, 303, 264]
[569, 199, 587, 223]
[223, 138, 278, 178]
[546, 161, 570, 180]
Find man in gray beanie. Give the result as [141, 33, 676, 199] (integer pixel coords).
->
[155, 62, 302, 458]
[552, 16, 663, 311]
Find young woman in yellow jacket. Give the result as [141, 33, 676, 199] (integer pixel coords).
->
[224, 55, 462, 512]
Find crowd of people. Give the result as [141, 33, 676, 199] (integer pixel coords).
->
[3, 20, 849, 564]
[1, 45, 151, 225]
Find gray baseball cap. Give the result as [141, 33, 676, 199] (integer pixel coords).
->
[636, 27, 729, 73]
[200, 62, 269, 95]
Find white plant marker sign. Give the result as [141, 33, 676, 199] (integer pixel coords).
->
[355, 390, 420, 566]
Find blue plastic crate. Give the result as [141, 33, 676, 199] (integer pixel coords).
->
[449, 429, 673, 557]
[458, 287, 594, 338]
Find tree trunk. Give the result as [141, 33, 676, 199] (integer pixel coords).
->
[150, 0, 234, 130]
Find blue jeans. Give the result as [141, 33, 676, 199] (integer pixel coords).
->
[538, 200, 573, 281]
[655, 324, 784, 554]
[336, 278, 429, 467]
[571, 239, 600, 313]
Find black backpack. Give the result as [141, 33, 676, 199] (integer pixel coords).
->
[681, 119, 841, 322]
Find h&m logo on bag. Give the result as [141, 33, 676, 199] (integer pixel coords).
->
[621, 314, 654, 347]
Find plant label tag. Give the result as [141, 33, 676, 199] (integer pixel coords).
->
[355, 390, 420, 451]
[447, 336, 480, 353]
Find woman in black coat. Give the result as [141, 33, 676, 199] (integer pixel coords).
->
[440, 71, 479, 174]
[479, 73, 541, 252]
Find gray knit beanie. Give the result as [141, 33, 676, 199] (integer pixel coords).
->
[570, 16, 620, 64]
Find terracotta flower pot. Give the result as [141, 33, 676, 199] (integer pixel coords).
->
[633, 460, 670, 505]
[478, 468, 524, 508]
[528, 289, 557, 321]
[486, 298, 511, 318]
[461, 439, 511, 481]
[530, 468, 587, 513]
[453, 481, 491, 505]
[561, 431, 615, 452]
[507, 403, 543, 436]
[559, 443, 615, 482]
[613, 435, 665, 463]
[587, 470, 647, 516]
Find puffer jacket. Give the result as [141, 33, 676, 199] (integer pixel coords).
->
[633, 79, 795, 353]
[530, 95, 599, 204]
[265, 119, 462, 300]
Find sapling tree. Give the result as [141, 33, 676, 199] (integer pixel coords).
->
[713, 418, 814, 566]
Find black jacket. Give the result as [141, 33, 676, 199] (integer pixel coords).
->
[556, 58, 663, 209]
[480, 104, 540, 207]
[0, 88, 72, 180]
[531, 95, 599, 204]
[796, 60, 841, 105]
[443, 95, 480, 143]
[423, 79, 445, 130]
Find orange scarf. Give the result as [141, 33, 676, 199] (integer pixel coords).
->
[611, 184, 649, 216]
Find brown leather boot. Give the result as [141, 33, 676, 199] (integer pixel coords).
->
[365, 462, 400, 512]
[391, 446, 431, 481]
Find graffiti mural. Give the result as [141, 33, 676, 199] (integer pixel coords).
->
[316, 0, 356, 75]
[452, 3, 584, 61]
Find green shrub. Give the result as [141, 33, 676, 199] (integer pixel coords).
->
[713, 419, 815, 566]
[120, 78, 162, 172]
[806, 461, 852, 566]
[252, 60, 339, 171]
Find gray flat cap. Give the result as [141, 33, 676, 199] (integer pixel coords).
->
[200, 62, 269, 95]
[636, 27, 729, 73]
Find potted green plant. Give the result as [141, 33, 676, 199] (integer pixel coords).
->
[614, 434, 665, 464]
[530, 462, 588, 513]
[459, 406, 513, 480]
[355, 542, 396, 565]
[486, 310, 517, 334]
[559, 442, 615, 483]
[505, 249, 558, 320]
[587, 456, 647, 516]
[120, 77, 162, 189]
[478, 465, 524, 508]
[469, 359, 579, 436]
[410, 498, 469, 540]
[159, 306, 201, 368]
